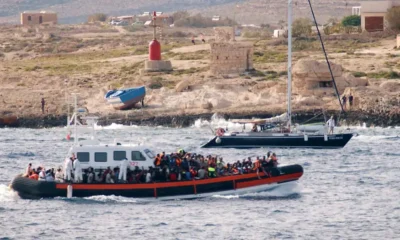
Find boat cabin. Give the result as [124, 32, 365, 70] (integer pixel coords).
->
[67, 140, 156, 171]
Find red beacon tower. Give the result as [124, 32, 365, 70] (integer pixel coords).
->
[149, 11, 161, 61]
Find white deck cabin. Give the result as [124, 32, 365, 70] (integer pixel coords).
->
[67, 139, 156, 171]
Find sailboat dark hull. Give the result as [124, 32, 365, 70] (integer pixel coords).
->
[201, 133, 354, 149]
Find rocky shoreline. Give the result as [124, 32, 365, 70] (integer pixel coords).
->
[4, 109, 399, 129]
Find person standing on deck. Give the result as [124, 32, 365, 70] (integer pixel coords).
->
[73, 157, 82, 183]
[41, 98, 46, 114]
[119, 158, 129, 182]
[326, 116, 335, 135]
[64, 155, 73, 182]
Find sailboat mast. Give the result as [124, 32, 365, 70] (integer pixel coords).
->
[287, 0, 293, 130]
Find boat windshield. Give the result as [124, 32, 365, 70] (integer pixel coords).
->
[144, 149, 155, 159]
[111, 90, 125, 97]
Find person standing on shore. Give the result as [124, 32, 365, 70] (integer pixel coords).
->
[349, 94, 354, 109]
[191, 36, 195, 45]
[342, 95, 347, 110]
[326, 116, 335, 135]
[41, 98, 45, 114]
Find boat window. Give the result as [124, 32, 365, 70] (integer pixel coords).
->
[131, 151, 146, 161]
[95, 152, 107, 162]
[77, 152, 89, 162]
[113, 151, 126, 161]
[144, 149, 155, 159]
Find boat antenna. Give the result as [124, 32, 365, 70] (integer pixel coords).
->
[287, 0, 293, 131]
[72, 93, 78, 146]
[306, 0, 345, 113]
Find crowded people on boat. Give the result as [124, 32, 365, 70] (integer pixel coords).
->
[23, 150, 280, 184]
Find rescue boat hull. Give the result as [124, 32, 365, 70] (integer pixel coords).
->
[11, 165, 303, 200]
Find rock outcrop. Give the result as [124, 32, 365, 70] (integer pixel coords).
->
[292, 59, 369, 96]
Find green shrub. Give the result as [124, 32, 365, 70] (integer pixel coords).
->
[249, 70, 265, 77]
[292, 18, 312, 37]
[88, 13, 107, 23]
[148, 77, 164, 89]
[148, 82, 163, 89]
[367, 71, 400, 79]
[254, 51, 287, 63]
[386, 7, 400, 30]
[341, 15, 361, 27]
[124, 25, 144, 32]
[242, 30, 271, 39]
[174, 13, 236, 28]
[172, 11, 190, 22]
[352, 72, 367, 77]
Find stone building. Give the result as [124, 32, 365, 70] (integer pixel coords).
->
[20, 11, 57, 25]
[359, 0, 400, 32]
[210, 27, 254, 75]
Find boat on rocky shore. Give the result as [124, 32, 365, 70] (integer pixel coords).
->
[105, 86, 146, 110]
[0, 115, 18, 127]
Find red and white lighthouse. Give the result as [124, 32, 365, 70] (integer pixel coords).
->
[144, 11, 172, 72]
[149, 11, 161, 61]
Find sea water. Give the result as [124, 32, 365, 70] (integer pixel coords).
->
[0, 121, 399, 239]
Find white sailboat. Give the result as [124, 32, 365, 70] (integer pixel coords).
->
[201, 0, 354, 149]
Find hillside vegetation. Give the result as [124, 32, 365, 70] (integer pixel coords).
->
[0, 0, 361, 25]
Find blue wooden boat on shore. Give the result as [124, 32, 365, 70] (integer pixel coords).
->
[105, 86, 146, 110]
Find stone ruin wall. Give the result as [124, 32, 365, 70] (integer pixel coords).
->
[213, 27, 235, 42]
[210, 27, 254, 75]
[210, 43, 254, 75]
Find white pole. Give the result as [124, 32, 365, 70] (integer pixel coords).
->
[73, 94, 78, 146]
[287, 0, 293, 131]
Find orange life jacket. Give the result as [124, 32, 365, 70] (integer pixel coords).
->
[154, 157, 161, 166]
[175, 158, 182, 167]
[190, 169, 196, 177]
[29, 173, 39, 180]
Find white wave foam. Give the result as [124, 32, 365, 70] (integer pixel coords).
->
[0, 184, 20, 202]
[353, 134, 391, 142]
[193, 113, 253, 131]
[212, 182, 301, 199]
[242, 182, 301, 198]
[212, 194, 240, 199]
[94, 123, 139, 130]
[84, 195, 139, 203]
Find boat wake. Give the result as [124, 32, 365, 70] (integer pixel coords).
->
[0, 184, 19, 202]
[213, 182, 302, 200]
